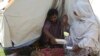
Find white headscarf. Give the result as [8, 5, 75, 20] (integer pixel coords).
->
[65, 0, 100, 52]
[89, 0, 100, 55]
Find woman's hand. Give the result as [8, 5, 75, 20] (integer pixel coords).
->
[73, 44, 82, 54]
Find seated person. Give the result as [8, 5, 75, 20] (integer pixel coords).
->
[39, 9, 62, 48]
[61, 15, 70, 38]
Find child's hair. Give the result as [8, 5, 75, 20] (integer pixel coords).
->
[46, 9, 58, 21]
[61, 15, 69, 26]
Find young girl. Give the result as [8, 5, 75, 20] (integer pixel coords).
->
[40, 9, 62, 48]
[61, 15, 70, 38]
[37, 8, 64, 56]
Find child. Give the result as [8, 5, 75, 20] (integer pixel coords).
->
[34, 9, 64, 56]
[39, 9, 62, 48]
[61, 15, 70, 38]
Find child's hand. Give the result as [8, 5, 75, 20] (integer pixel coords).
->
[50, 37, 57, 45]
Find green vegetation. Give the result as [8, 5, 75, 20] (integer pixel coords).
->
[0, 48, 5, 56]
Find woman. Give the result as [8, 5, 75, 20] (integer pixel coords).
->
[65, 0, 99, 56]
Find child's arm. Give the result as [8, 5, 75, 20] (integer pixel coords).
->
[43, 22, 57, 44]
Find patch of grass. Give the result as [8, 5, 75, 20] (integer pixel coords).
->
[0, 48, 5, 56]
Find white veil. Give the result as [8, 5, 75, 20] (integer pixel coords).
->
[65, 0, 100, 53]
[89, 0, 100, 55]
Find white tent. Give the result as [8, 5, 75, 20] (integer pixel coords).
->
[0, 0, 55, 47]
[0, 1, 100, 55]
[0, 0, 64, 48]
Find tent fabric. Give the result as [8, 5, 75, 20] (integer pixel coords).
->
[51, 0, 63, 17]
[0, 0, 12, 47]
[0, 0, 54, 47]
[0, 0, 100, 55]
[0, 0, 64, 48]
